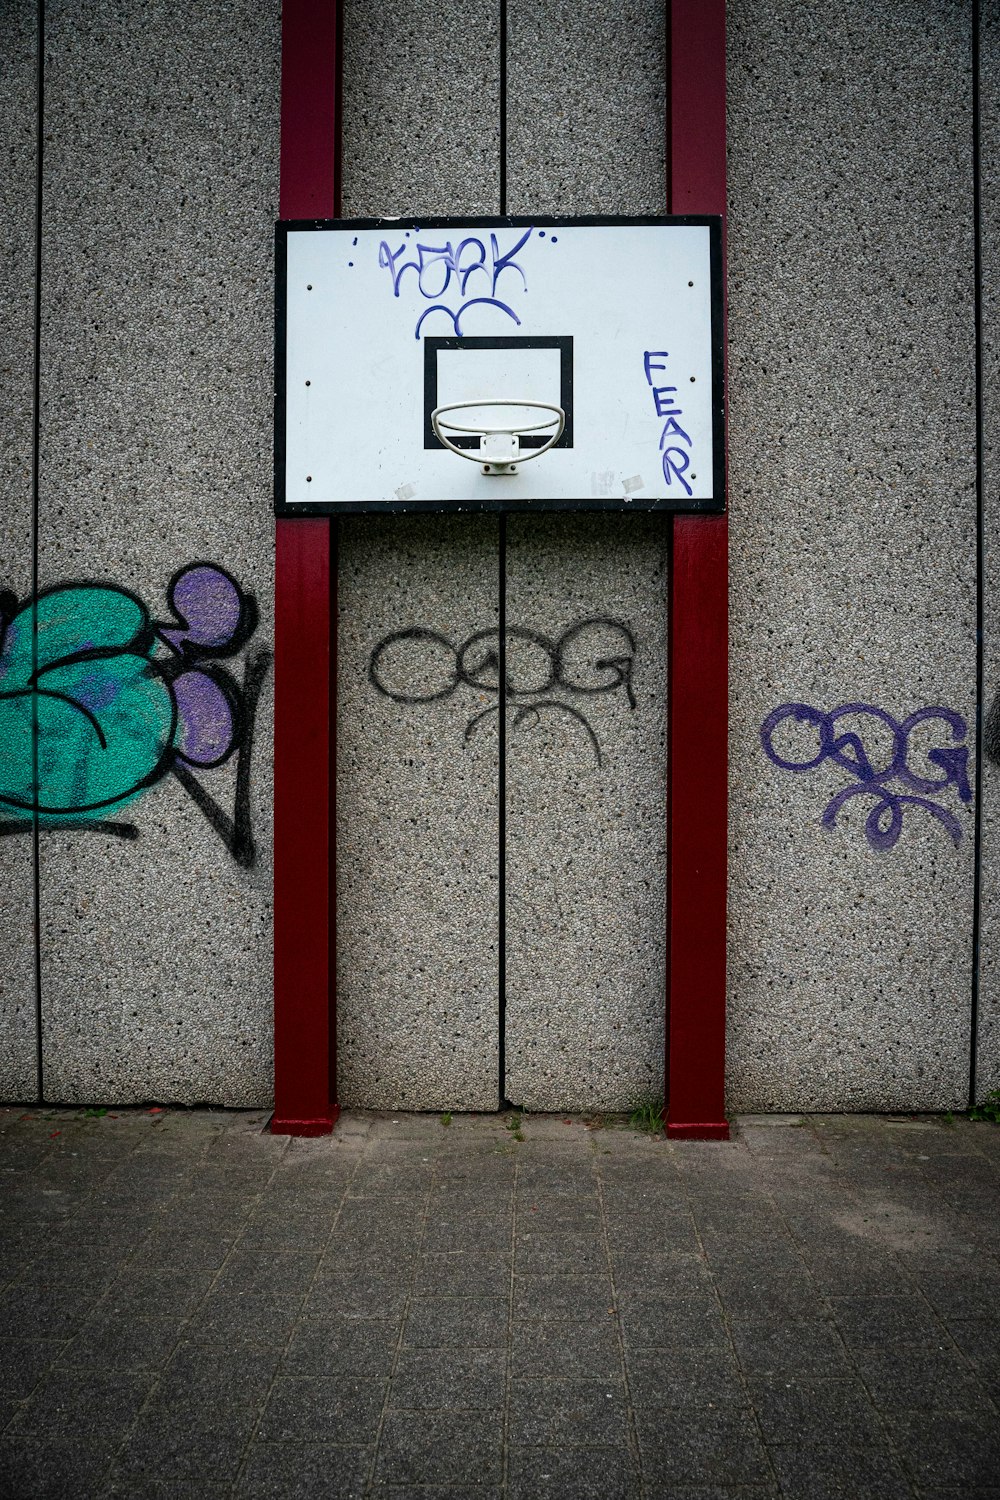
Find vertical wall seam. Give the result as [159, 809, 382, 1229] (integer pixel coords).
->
[971, 0, 984, 1109]
[498, 516, 507, 1104]
[497, 0, 508, 1104]
[30, 0, 45, 1105]
[499, 0, 507, 216]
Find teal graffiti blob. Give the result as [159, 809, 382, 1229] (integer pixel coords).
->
[0, 586, 177, 821]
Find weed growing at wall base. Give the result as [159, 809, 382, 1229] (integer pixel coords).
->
[628, 1099, 664, 1134]
[969, 1090, 1000, 1123]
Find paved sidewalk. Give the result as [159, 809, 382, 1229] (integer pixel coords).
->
[1, 1107, 999, 1499]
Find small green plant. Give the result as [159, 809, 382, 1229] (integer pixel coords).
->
[505, 1112, 525, 1142]
[83, 1107, 108, 1119]
[440, 1111, 452, 1127]
[969, 1089, 1000, 1124]
[628, 1098, 664, 1134]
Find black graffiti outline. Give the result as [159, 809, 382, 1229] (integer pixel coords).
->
[369, 617, 637, 767]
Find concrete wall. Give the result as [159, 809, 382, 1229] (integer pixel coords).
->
[2, 0, 994, 1115]
[334, 0, 671, 1111]
[336, 0, 502, 1111]
[979, 0, 1000, 1101]
[503, 2, 669, 1110]
[0, 1, 40, 1101]
[0, 0, 282, 1105]
[727, 0, 979, 1109]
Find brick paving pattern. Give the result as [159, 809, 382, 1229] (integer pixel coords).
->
[1, 1106, 999, 1498]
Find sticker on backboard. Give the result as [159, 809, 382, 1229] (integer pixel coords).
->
[274, 215, 724, 513]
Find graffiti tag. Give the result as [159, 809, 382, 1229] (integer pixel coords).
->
[0, 563, 270, 867]
[760, 701, 971, 851]
[643, 350, 693, 496]
[378, 227, 544, 340]
[368, 617, 636, 767]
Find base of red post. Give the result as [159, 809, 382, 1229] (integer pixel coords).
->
[270, 1104, 340, 1137]
[666, 1120, 730, 1141]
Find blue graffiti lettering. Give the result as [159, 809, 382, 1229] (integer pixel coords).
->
[759, 701, 971, 851]
[644, 350, 694, 496]
[379, 228, 537, 339]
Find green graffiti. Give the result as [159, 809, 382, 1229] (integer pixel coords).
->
[0, 586, 176, 822]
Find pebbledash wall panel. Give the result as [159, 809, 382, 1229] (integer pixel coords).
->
[503, 0, 669, 1109]
[33, 0, 281, 1103]
[726, 0, 978, 1109]
[978, 0, 1000, 1102]
[335, 0, 502, 1109]
[0, 0, 41, 1101]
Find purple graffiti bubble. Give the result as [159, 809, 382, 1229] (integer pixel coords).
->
[172, 669, 237, 766]
[160, 565, 244, 655]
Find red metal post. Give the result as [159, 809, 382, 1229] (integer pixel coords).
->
[665, 0, 730, 1140]
[272, 0, 340, 1134]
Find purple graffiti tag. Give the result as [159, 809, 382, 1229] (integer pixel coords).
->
[172, 668, 238, 767]
[379, 228, 537, 340]
[759, 702, 971, 851]
[158, 563, 253, 658]
[414, 298, 522, 341]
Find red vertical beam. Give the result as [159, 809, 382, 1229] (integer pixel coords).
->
[272, 0, 340, 1135]
[665, 0, 730, 1140]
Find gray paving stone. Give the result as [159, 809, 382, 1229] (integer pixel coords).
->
[425, 1214, 513, 1254]
[828, 1294, 947, 1349]
[513, 1274, 615, 1322]
[374, 1410, 502, 1487]
[0, 1434, 118, 1500]
[111, 1344, 281, 1489]
[100, 1267, 216, 1319]
[515, 1228, 608, 1274]
[603, 1210, 702, 1256]
[413, 1250, 511, 1297]
[7, 1366, 156, 1442]
[612, 1251, 712, 1296]
[258, 1376, 387, 1442]
[180, 1289, 302, 1344]
[512, 1316, 623, 1379]
[4, 1109, 999, 1495]
[509, 1376, 628, 1446]
[728, 1317, 852, 1379]
[626, 1344, 746, 1406]
[0, 1340, 66, 1399]
[235, 1443, 371, 1499]
[889, 1411, 1000, 1489]
[635, 1404, 772, 1487]
[766, 1441, 914, 1499]
[376, 1489, 501, 1500]
[518, 1196, 603, 1234]
[283, 1317, 400, 1378]
[713, 1264, 824, 1320]
[616, 1291, 727, 1349]
[0, 1280, 105, 1340]
[946, 1318, 1000, 1364]
[390, 1348, 504, 1410]
[853, 1346, 995, 1413]
[507, 1444, 637, 1500]
[746, 1376, 883, 1446]
[59, 1313, 182, 1370]
[304, 1273, 410, 1320]
[403, 1296, 508, 1349]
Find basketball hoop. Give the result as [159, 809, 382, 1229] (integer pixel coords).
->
[431, 399, 565, 476]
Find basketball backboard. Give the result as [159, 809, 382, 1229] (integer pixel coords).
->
[275, 215, 724, 513]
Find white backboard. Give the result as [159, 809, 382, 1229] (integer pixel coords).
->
[275, 216, 724, 513]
